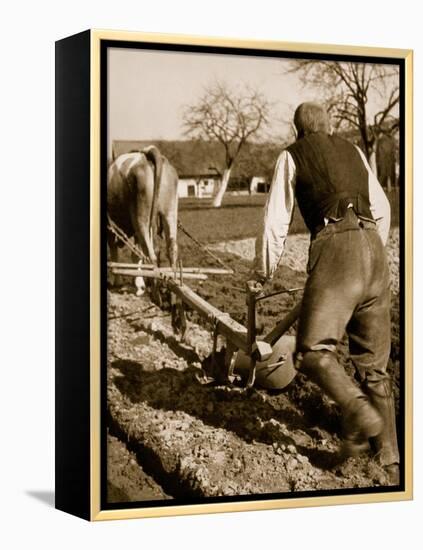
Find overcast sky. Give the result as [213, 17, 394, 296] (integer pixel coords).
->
[107, 47, 399, 152]
[107, 47, 312, 149]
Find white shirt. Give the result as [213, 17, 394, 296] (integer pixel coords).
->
[253, 145, 391, 281]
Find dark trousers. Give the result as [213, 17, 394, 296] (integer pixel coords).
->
[297, 208, 391, 388]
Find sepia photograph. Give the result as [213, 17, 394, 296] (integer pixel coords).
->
[103, 39, 408, 511]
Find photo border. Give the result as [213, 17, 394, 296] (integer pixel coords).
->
[89, 29, 413, 521]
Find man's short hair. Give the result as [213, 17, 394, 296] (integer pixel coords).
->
[294, 102, 330, 138]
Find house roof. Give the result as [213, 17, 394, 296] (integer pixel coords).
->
[112, 139, 285, 179]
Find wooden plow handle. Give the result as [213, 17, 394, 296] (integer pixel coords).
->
[262, 302, 302, 347]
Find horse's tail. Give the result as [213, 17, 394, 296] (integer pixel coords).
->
[142, 145, 164, 244]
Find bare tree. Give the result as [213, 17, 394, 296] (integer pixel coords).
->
[288, 61, 399, 160]
[183, 81, 270, 207]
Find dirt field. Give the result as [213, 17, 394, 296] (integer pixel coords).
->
[107, 433, 172, 502]
[107, 227, 400, 502]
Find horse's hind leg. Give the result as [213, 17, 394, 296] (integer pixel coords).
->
[130, 201, 157, 296]
[129, 250, 146, 296]
[160, 211, 178, 269]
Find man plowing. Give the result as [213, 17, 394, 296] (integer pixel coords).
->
[251, 102, 399, 484]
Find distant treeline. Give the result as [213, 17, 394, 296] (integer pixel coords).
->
[112, 133, 399, 189]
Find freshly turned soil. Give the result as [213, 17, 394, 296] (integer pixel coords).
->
[107, 230, 400, 501]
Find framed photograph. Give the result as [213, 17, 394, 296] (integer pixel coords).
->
[55, 29, 413, 521]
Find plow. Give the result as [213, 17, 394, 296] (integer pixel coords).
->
[108, 214, 303, 391]
[108, 258, 303, 391]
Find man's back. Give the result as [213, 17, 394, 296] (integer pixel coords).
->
[287, 133, 373, 232]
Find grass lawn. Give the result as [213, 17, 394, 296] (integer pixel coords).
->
[179, 189, 400, 244]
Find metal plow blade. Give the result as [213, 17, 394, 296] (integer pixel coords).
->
[233, 335, 297, 390]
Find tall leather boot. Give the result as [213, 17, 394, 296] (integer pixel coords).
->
[363, 378, 400, 485]
[300, 351, 383, 457]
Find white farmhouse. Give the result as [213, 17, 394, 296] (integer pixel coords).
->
[249, 176, 269, 194]
[178, 174, 220, 198]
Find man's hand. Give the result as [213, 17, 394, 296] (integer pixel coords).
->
[246, 279, 265, 299]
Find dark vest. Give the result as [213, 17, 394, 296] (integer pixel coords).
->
[286, 133, 373, 233]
